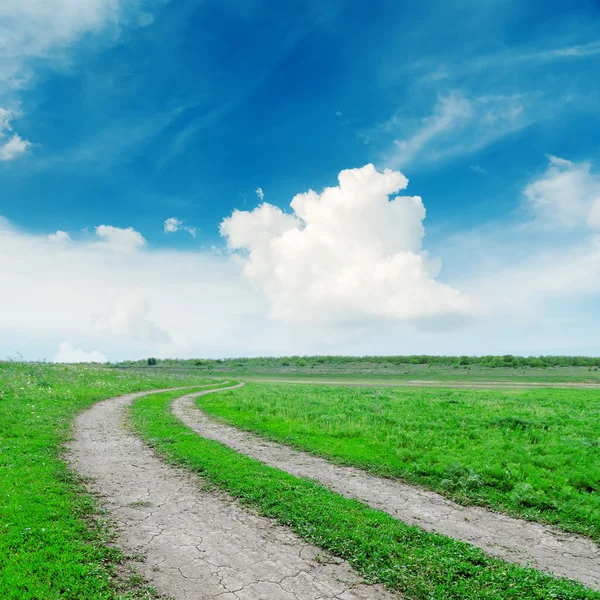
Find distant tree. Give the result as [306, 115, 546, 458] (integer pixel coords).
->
[147, 357, 158, 366]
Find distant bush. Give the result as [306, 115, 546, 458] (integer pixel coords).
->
[121, 354, 600, 370]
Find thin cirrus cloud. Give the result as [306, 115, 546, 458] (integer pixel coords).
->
[423, 40, 600, 83]
[0, 0, 153, 160]
[376, 92, 533, 170]
[220, 163, 478, 324]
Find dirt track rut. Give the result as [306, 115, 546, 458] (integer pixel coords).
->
[174, 386, 600, 591]
[69, 387, 397, 600]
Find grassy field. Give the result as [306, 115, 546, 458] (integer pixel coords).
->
[116, 358, 600, 384]
[239, 364, 600, 383]
[0, 362, 213, 600]
[130, 389, 599, 599]
[197, 383, 600, 543]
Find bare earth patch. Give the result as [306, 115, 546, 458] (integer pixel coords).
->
[68, 388, 397, 600]
[174, 386, 600, 591]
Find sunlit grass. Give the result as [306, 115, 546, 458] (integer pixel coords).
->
[197, 383, 600, 542]
[0, 362, 213, 600]
[130, 389, 599, 599]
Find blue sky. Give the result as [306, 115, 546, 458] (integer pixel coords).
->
[1, 0, 600, 361]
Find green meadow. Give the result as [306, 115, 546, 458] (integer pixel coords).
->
[2, 361, 599, 599]
[130, 388, 598, 599]
[117, 354, 600, 384]
[0, 362, 212, 600]
[197, 383, 600, 542]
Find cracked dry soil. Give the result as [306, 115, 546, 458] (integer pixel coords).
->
[174, 386, 600, 591]
[69, 387, 397, 600]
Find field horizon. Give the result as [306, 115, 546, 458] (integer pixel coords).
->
[111, 354, 600, 385]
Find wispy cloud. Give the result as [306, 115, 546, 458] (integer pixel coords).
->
[0, 0, 155, 161]
[255, 187, 264, 200]
[526, 40, 600, 62]
[0, 107, 31, 161]
[415, 40, 600, 85]
[522, 156, 600, 230]
[378, 92, 533, 169]
[469, 164, 488, 175]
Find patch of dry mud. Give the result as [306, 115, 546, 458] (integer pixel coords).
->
[174, 387, 600, 591]
[69, 388, 397, 600]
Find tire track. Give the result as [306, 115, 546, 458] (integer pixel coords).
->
[174, 385, 600, 591]
[68, 386, 397, 600]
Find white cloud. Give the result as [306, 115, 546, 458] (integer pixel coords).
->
[523, 156, 600, 230]
[3, 160, 600, 361]
[0, 216, 265, 360]
[0, 0, 153, 158]
[589, 199, 600, 229]
[164, 217, 197, 237]
[221, 164, 476, 323]
[47, 230, 70, 243]
[530, 40, 600, 61]
[53, 342, 107, 363]
[0, 0, 122, 61]
[164, 217, 182, 233]
[92, 292, 180, 344]
[0, 107, 31, 161]
[94, 224, 146, 252]
[414, 41, 600, 86]
[255, 187, 264, 200]
[382, 92, 531, 169]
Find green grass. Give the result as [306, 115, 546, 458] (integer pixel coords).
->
[130, 389, 600, 600]
[0, 361, 215, 600]
[197, 383, 600, 543]
[116, 355, 600, 384]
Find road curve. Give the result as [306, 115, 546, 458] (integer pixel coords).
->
[68, 385, 397, 600]
[174, 385, 600, 591]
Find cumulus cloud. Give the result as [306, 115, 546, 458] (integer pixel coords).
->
[524, 156, 600, 230]
[255, 187, 264, 200]
[164, 217, 182, 233]
[94, 224, 146, 252]
[0, 108, 31, 161]
[53, 342, 107, 363]
[221, 164, 476, 323]
[47, 230, 70, 243]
